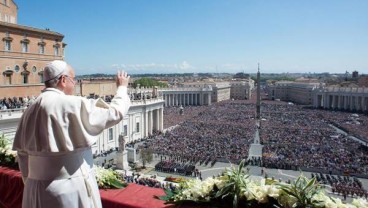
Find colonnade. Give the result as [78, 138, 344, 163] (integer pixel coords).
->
[313, 87, 368, 112]
[144, 107, 164, 136]
[161, 89, 212, 107]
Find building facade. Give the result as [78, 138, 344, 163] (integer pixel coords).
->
[313, 86, 368, 112]
[160, 87, 212, 107]
[266, 81, 320, 105]
[1, 0, 65, 97]
[0, 95, 165, 155]
[230, 79, 254, 100]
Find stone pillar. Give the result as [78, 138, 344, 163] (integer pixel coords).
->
[148, 111, 153, 135]
[155, 109, 160, 131]
[116, 150, 128, 170]
[145, 111, 149, 137]
[160, 107, 164, 131]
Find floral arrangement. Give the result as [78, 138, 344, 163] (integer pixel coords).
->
[157, 160, 368, 208]
[94, 165, 127, 189]
[165, 176, 187, 183]
[0, 134, 18, 170]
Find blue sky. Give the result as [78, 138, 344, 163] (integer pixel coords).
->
[16, 0, 368, 75]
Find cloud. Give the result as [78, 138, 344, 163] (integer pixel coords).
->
[110, 61, 195, 73]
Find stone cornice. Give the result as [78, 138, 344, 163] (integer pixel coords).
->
[0, 22, 64, 40]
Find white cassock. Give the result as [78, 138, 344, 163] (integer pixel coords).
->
[13, 86, 131, 208]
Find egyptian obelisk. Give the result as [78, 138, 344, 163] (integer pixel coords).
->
[256, 63, 261, 119]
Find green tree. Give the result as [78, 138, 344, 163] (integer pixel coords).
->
[140, 148, 154, 168]
[134, 78, 168, 88]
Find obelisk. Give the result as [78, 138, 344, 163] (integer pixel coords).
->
[256, 63, 261, 119]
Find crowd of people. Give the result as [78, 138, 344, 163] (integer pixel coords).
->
[260, 102, 368, 176]
[0, 96, 36, 110]
[154, 160, 196, 177]
[122, 173, 176, 190]
[312, 172, 368, 199]
[145, 100, 256, 168]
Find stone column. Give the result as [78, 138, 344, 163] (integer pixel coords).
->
[148, 111, 153, 135]
[155, 109, 160, 131]
[145, 111, 149, 137]
[160, 107, 164, 131]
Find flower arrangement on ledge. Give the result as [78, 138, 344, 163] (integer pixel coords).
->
[93, 165, 127, 189]
[157, 160, 368, 208]
[0, 134, 18, 170]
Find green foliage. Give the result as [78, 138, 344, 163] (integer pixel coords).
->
[0, 133, 7, 148]
[277, 176, 324, 208]
[140, 148, 154, 168]
[133, 78, 168, 88]
[215, 159, 249, 208]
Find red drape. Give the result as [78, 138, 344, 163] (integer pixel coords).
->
[0, 166, 172, 208]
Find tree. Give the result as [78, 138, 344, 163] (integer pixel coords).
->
[133, 78, 168, 88]
[140, 147, 154, 168]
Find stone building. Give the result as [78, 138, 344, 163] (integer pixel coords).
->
[0, 0, 65, 97]
[0, 94, 164, 155]
[160, 87, 212, 107]
[313, 86, 368, 112]
[266, 81, 320, 105]
[230, 79, 254, 100]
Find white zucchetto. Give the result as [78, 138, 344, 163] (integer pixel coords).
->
[43, 60, 68, 82]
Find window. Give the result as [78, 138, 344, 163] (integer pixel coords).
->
[39, 70, 44, 83]
[23, 74, 28, 84]
[108, 128, 113, 141]
[39, 44, 45, 54]
[21, 70, 30, 84]
[3, 70, 13, 85]
[4, 40, 11, 51]
[14, 65, 20, 73]
[32, 66, 37, 73]
[136, 122, 140, 133]
[4, 0, 8, 6]
[22, 42, 28, 52]
[6, 74, 11, 84]
[54, 46, 59, 56]
[123, 125, 128, 136]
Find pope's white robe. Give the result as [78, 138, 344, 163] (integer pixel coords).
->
[13, 86, 131, 208]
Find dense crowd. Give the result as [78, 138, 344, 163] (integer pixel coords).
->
[122, 173, 176, 190]
[145, 100, 256, 169]
[0, 96, 36, 110]
[260, 101, 368, 176]
[312, 173, 368, 199]
[154, 160, 196, 177]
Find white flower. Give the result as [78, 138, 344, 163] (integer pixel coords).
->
[266, 184, 280, 198]
[352, 198, 368, 208]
